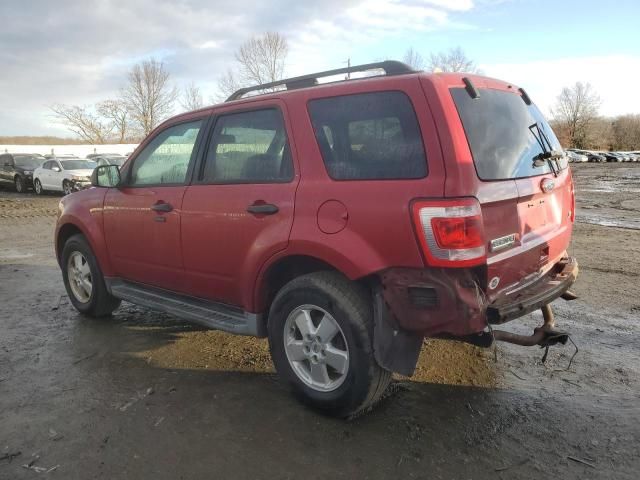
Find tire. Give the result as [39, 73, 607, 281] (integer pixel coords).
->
[34, 179, 44, 195]
[62, 180, 73, 195]
[61, 234, 121, 317]
[14, 176, 25, 193]
[268, 271, 391, 418]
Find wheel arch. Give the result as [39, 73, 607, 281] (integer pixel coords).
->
[56, 218, 113, 276]
[254, 254, 355, 315]
[56, 223, 85, 266]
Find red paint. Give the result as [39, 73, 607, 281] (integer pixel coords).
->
[56, 69, 576, 338]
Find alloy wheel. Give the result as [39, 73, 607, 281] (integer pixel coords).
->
[67, 251, 92, 303]
[283, 304, 349, 392]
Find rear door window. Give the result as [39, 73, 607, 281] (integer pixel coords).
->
[451, 88, 567, 180]
[308, 91, 427, 180]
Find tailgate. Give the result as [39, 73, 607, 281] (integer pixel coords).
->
[448, 83, 574, 300]
[482, 169, 573, 301]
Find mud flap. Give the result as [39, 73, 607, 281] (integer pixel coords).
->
[372, 288, 423, 377]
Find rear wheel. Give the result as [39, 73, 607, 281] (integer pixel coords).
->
[61, 234, 121, 317]
[268, 272, 391, 418]
[34, 179, 43, 195]
[14, 176, 25, 193]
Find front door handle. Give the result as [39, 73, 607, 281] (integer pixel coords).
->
[247, 203, 279, 215]
[151, 202, 173, 213]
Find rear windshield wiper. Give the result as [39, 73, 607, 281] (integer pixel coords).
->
[529, 123, 562, 176]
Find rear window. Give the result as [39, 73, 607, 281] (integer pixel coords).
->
[451, 88, 567, 180]
[308, 92, 427, 180]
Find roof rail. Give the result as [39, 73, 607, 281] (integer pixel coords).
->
[225, 60, 415, 102]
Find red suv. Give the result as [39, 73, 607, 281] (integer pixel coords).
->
[55, 61, 578, 417]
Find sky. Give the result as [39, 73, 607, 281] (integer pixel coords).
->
[0, 0, 639, 137]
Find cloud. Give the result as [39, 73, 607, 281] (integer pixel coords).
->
[482, 55, 640, 117]
[0, 0, 477, 135]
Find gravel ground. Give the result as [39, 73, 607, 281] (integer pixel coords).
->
[0, 163, 638, 479]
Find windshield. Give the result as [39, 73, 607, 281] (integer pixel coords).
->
[61, 160, 97, 170]
[451, 87, 567, 180]
[14, 156, 41, 169]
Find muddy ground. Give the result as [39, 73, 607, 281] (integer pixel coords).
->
[1, 163, 638, 479]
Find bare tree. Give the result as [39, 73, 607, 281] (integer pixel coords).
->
[551, 82, 601, 149]
[97, 99, 130, 143]
[123, 58, 177, 135]
[403, 47, 425, 71]
[589, 117, 614, 151]
[179, 82, 204, 111]
[611, 115, 640, 150]
[427, 47, 479, 73]
[49, 104, 112, 144]
[217, 32, 288, 100]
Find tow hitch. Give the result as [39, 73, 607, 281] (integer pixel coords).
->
[492, 304, 568, 348]
[492, 302, 578, 367]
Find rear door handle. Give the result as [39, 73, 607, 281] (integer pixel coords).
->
[247, 203, 279, 215]
[151, 202, 173, 213]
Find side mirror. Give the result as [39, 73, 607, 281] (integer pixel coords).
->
[52, 166, 61, 172]
[91, 164, 121, 188]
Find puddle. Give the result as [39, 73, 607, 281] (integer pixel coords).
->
[576, 212, 640, 230]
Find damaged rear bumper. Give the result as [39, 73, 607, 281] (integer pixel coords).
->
[373, 257, 578, 375]
[378, 256, 578, 337]
[486, 257, 578, 325]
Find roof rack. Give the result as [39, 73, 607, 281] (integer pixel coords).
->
[226, 60, 415, 102]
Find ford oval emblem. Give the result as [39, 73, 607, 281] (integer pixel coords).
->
[541, 178, 555, 193]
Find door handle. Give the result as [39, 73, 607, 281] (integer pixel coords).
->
[151, 202, 173, 213]
[247, 203, 279, 215]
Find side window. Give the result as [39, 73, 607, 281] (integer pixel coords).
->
[130, 120, 203, 186]
[201, 108, 293, 184]
[43, 161, 53, 170]
[307, 91, 427, 180]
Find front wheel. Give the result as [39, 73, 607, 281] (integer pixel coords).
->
[34, 178, 44, 195]
[62, 180, 73, 195]
[14, 176, 25, 193]
[61, 234, 121, 317]
[268, 272, 391, 418]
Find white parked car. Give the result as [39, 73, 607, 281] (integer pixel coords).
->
[566, 150, 588, 163]
[33, 158, 97, 195]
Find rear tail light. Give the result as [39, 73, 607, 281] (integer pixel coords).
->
[411, 198, 487, 267]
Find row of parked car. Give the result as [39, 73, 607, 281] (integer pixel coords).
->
[0, 152, 128, 194]
[566, 149, 640, 163]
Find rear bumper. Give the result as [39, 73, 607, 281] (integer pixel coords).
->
[377, 256, 578, 338]
[487, 257, 578, 324]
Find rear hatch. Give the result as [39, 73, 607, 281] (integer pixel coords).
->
[450, 86, 574, 300]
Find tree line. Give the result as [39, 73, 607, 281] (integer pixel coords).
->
[50, 35, 484, 144]
[550, 82, 640, 150]
[50, 36, 638, 150]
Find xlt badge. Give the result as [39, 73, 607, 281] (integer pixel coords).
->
[490, 234, 516, 252]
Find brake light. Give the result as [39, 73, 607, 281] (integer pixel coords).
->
[411, 198, 487, 267]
